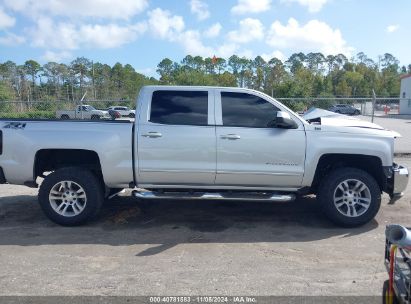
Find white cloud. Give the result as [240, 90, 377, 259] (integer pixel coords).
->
[228, 18, 264, 44]
[42, 50, 72, 62]
[30, 17, 147, 50]
[175, 30, 238, 58]
[282, 0, 329, 13]
[0, 32, 25, 46]
[0, 7, 15, 28]
[231, 0, 271, 14]
[204, 23, 222, 38]
[78, 23, 146, 48]
[148, 8, 185, 39]
[177, 30, 213, 56]
[190, 0, 210, 21]
[386, 24, 400, 33]
[266, 18, 353, 56]
[261, 50, 286, 62]
[3, 0, 148, 19]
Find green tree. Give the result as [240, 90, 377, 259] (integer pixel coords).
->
[24, 60, 41, 100]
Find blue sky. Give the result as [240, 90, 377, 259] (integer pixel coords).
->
[0, 0, 410, 76]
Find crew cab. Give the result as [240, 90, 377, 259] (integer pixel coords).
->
[56, 105, 110, 120]
[0, 86, 408, 227]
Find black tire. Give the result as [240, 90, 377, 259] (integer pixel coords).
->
[383, 280, 398, 304]
[61, 114, 69, 120]
[38, 167, 104, 226]
[91, 115, 100, 120]
[317, 167, 381, 227]
[354, 110, 361, 115]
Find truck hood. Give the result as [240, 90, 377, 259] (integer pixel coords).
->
[303, 108, 401, 138]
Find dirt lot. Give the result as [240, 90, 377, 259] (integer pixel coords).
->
[0, 158, 410, 296]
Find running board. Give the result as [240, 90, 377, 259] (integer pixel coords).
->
[132, 190, 295, 202]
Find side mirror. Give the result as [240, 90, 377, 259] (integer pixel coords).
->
[273, 111, 298, 129]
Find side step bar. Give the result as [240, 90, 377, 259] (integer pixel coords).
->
[132, 190, 296, 202]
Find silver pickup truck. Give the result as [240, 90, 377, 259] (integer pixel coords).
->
[0, 86, 408, 227]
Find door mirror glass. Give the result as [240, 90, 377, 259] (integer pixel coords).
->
[272, 111, 298, 129]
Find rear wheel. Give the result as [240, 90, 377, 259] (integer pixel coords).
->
[38, 167, 103, 226]
[61, 114, 69, 120]
[318, 167, 381, 227]
[91, 115, 100, 120]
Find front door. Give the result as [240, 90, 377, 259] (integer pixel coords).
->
[215, 90, 306, 188]
[137, 89, 216, 186]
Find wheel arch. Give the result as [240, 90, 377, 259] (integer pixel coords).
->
[34, 149, 104, 183]
[311, 153, 386, 194]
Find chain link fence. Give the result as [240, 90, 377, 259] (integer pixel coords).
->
[0, 99, 134, 120]
[0, 97, 410, 121]
[277, 97, 411, 120]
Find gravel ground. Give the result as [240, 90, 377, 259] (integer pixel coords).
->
[0, 158, 410, 296]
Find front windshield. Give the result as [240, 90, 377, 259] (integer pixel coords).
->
[87, 105, 96, 110]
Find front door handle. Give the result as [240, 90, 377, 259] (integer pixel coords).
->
[220, 134, 241, 140]
[142, 132, 162, 138]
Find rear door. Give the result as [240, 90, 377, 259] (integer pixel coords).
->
[137, 88, 216, 186]
[215, 90, 306, 188]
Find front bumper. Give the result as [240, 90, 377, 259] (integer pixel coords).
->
[387, 163, 409, 203]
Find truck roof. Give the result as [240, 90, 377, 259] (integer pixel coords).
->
[142, 85, 259, 92]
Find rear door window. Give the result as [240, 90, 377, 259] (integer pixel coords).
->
[150, 90, 208, 126]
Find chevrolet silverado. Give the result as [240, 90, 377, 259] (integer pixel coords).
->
[0, 86, 408, 227]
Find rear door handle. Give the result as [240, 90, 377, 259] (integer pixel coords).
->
[220, 134, 241, 140]
[142, 132, 162, 138]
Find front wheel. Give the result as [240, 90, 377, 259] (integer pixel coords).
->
[91, 115, 100, 120]
[38, 167, 104, 226]
[318, 167, 381, 227]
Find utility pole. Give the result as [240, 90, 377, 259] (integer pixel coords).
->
[92, 60, 96, 99]
[372, 89, 376, 123]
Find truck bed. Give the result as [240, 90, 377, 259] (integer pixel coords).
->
[0, 119, 134, 188]
[0, 118, 132, 123]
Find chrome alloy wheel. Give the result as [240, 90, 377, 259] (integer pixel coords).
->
[333, 179, 372, 217]
[49, 181, 87, 217]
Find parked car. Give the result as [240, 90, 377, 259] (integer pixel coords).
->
[0, 86, 408, 227]
[108, 109, 121, 120]
[328, 104, 361, 115]
[56, 105, 110, 120]
[108, 106, 135, 118]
